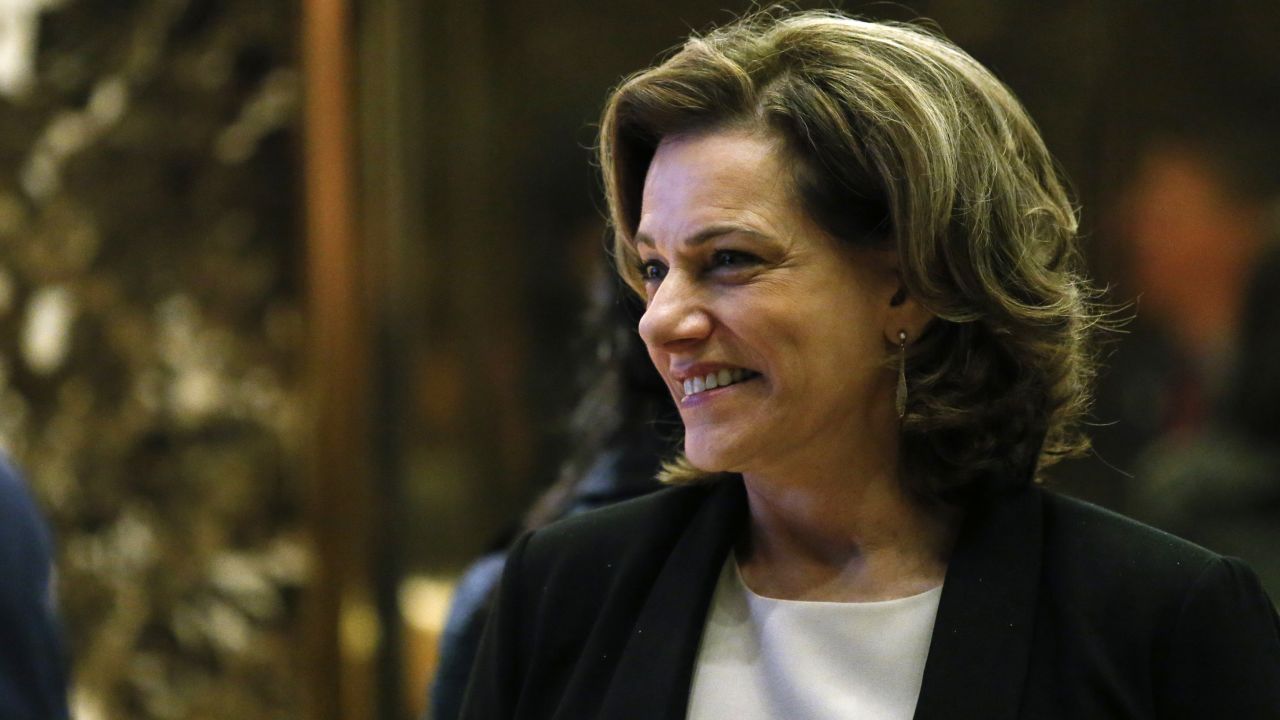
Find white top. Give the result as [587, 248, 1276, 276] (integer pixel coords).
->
[686, 556, 943, 720]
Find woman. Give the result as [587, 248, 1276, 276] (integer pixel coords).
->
[460, 11, 1280, 719]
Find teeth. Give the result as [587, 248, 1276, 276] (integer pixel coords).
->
[681, 369, 755, 398]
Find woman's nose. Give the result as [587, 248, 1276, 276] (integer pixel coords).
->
[638, 273, 713, 351]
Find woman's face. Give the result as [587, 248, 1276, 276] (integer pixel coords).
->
[634, 128, 901, 475]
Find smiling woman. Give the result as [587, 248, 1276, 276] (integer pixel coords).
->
[459, 9, 1280, 720]
[604, 19, 1093, 504]
[633, 129, 916, 490]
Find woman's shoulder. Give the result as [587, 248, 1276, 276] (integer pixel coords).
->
[1032, 489, 1280, 717]
[1042, 489, 1218, 563]
[1037, 488, 1275, 616]
[516, 480, 730, 578]
[490, 480, 741, 667]
[1040, 489, 1225, 585]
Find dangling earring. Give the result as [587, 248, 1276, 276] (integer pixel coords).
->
[896, 330, 908, 419]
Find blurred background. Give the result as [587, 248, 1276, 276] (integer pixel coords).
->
[0, 0, 1276, 718]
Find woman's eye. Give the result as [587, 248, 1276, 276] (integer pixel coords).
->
[639, 260, 667, 282]
[710, 250, 759, 269]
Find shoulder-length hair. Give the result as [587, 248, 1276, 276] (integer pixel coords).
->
[598, 9, 1100, 501]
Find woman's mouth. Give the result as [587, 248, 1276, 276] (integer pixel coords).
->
[680, 368, 762, 399]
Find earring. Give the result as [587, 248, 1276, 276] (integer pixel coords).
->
[896, 330, 908, 419]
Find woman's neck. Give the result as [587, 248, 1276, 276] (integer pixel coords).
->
[738, 461, 959, 603]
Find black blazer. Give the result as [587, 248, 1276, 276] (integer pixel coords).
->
[460, 479, 1280, 719]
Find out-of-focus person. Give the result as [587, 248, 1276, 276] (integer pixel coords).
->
[0, 454, 70, 720]
[1055, 113, 1280, 508]
[428, 271, 674, 720]
[1127, 237, 1280, 600]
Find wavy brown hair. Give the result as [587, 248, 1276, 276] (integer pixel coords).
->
[598, 9, 1101, 501]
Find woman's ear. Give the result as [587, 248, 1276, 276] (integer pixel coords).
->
[884, 281, 934, 345]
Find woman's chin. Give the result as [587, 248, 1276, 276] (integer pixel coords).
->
[683, 437, 744, 474]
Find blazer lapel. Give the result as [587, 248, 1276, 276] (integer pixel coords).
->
[596, 479, 747, 720]
[913, 485, 1044, 720]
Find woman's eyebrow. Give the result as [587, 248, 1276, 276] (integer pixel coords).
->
[633, 225, 770, 248]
